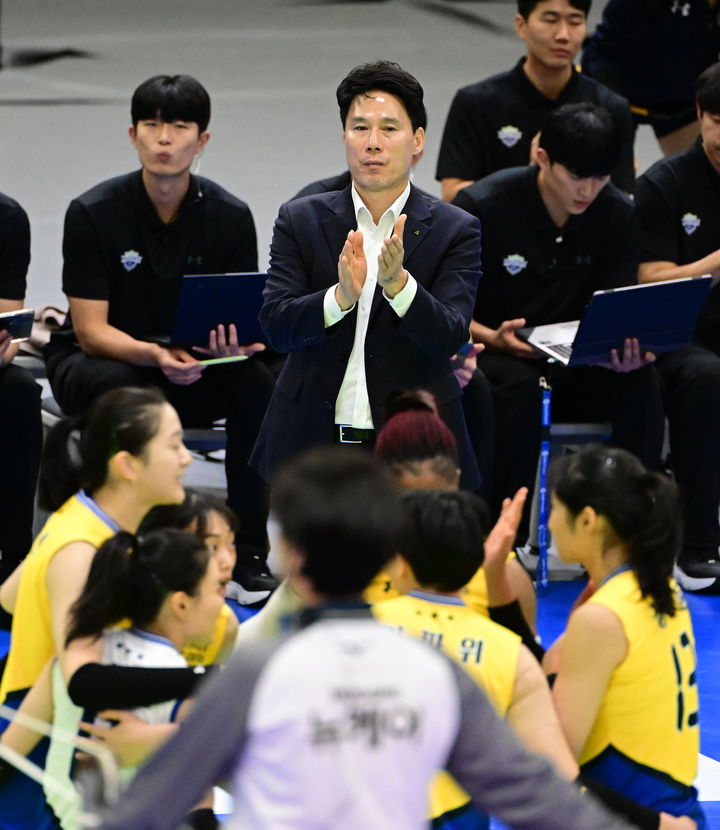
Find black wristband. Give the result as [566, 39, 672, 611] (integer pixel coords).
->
[577, 774, 660, 830]
[67, 662, 215, 710]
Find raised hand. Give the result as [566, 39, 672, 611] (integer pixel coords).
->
[336, 229, 367, 311]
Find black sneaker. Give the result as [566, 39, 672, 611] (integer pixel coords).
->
[228, 552, 278, 607]
[674, 551, 720, 595]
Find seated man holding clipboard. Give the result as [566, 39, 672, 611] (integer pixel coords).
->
[44, 75, 276, 602]
[453, 103, 665, 541]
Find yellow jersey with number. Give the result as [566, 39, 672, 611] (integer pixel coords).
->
[373, 591, 521, 819]
[580, 568, 700, 810]
[0, 492, 119, 702]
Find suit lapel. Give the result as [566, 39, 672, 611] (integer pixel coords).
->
[399, 185, 432, 264]
[321, 187, 356, 275]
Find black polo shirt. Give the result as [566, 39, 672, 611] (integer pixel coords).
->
[582, 0, 720, 110]
[0, 193, 30, 300]
[435, 59, 635, 193]
[453, 166, 637, 328]
[636, 137, 720, 352]
[46, 170, 257, 361]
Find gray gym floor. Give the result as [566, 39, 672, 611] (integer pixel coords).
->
[0, 0, 663, 314]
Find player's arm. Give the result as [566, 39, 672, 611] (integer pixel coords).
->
[0, 560, 24, 614]
[0, 658, 54, 766]
[69, 297, 203, 385]
[441, 178, 474, 203]
[470, 318, 539, 358]
[551, 602, 627, 758]
[436, 88, 486, 203]
[506, 645, 580, 779]
[639, 254, 720, 284]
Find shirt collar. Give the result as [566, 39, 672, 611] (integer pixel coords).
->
[511, 57, 579, 106]
[76, 489, 122, 533]
[350, 181, 411, 231]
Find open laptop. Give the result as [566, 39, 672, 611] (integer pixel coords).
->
[516, 275, 712, 366]
[169, 272, 267, 348]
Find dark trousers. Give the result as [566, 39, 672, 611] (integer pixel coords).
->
[460, 369, 496, 504]
[476, 353, 665, 537]
[657, 345, 720, 555]
[0, 364, 42, 580]
[46, 351, 275, 556]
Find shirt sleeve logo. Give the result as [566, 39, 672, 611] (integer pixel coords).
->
[120, 249, 143, 272]
[681, 213, 701, 236]
[503, 253, 528, 275]
[497, 125, 522, 148]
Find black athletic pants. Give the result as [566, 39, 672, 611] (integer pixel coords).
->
[657, 344, 720, 557]
[0, 364, 42, 581]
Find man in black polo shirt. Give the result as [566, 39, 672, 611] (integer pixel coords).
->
[436, 0, 634, 203]
[453, 103, 664, 534]
[635, 62, 720, 594]
[44, 75, 276, 600]
[0, 194, 42, 591]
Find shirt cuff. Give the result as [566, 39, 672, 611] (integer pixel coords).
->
[323, 285, 355, 327]
[384, 272, 417, 317]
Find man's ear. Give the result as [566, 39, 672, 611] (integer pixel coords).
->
[535, 146, 550, 170]
[196, 131, 210, 154]
[128, 124, 138, 148]
[411, 127, 425, 168]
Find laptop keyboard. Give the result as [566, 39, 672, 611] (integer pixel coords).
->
[553, 343, 573, 359]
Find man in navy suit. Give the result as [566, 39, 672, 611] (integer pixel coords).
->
[251, 61, 482, 490]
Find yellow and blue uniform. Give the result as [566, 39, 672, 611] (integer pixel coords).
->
[374, 590, 521, 829]
[182, 604, 231, 666]
[580, 566, 705, 827]
[0, 491, 120, 705]
[365, 562, 501, 618]
[0, 491, 119, 830]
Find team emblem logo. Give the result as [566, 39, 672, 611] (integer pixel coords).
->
[503, 254, 528, 275]
[497, 125, 522, 148]
[681, 213, 701, 236]
[120, 249, 143, 272]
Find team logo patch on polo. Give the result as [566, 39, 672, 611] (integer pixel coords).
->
[503, 254, 528, 275]
[681, 213, 701, 235]
[497, 125, 522, 148]
[120, 249, 143, 271]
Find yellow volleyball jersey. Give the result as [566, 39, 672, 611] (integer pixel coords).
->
[373, 591, 521, 819]
[0, 492, 120, 702]
[364, 565, 493, 617]
[364, 552, 519, 615]
[182, 603, 231, 666]
[580, 568, 700, 792]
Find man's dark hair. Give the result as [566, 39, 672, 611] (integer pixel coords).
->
[131, 74, 211, 132]
[696, 61, 720, 116]
[336, 61, 427, 132]
[539, 102, 620, 178]
[400, 490, 490, 593]
[517, 0, 590, 20]
[271, 447, 403, 597]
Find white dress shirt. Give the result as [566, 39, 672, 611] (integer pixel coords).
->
[323, 183, 417, 428]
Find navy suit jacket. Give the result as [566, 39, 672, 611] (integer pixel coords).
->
[250, 184, 482, 488]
